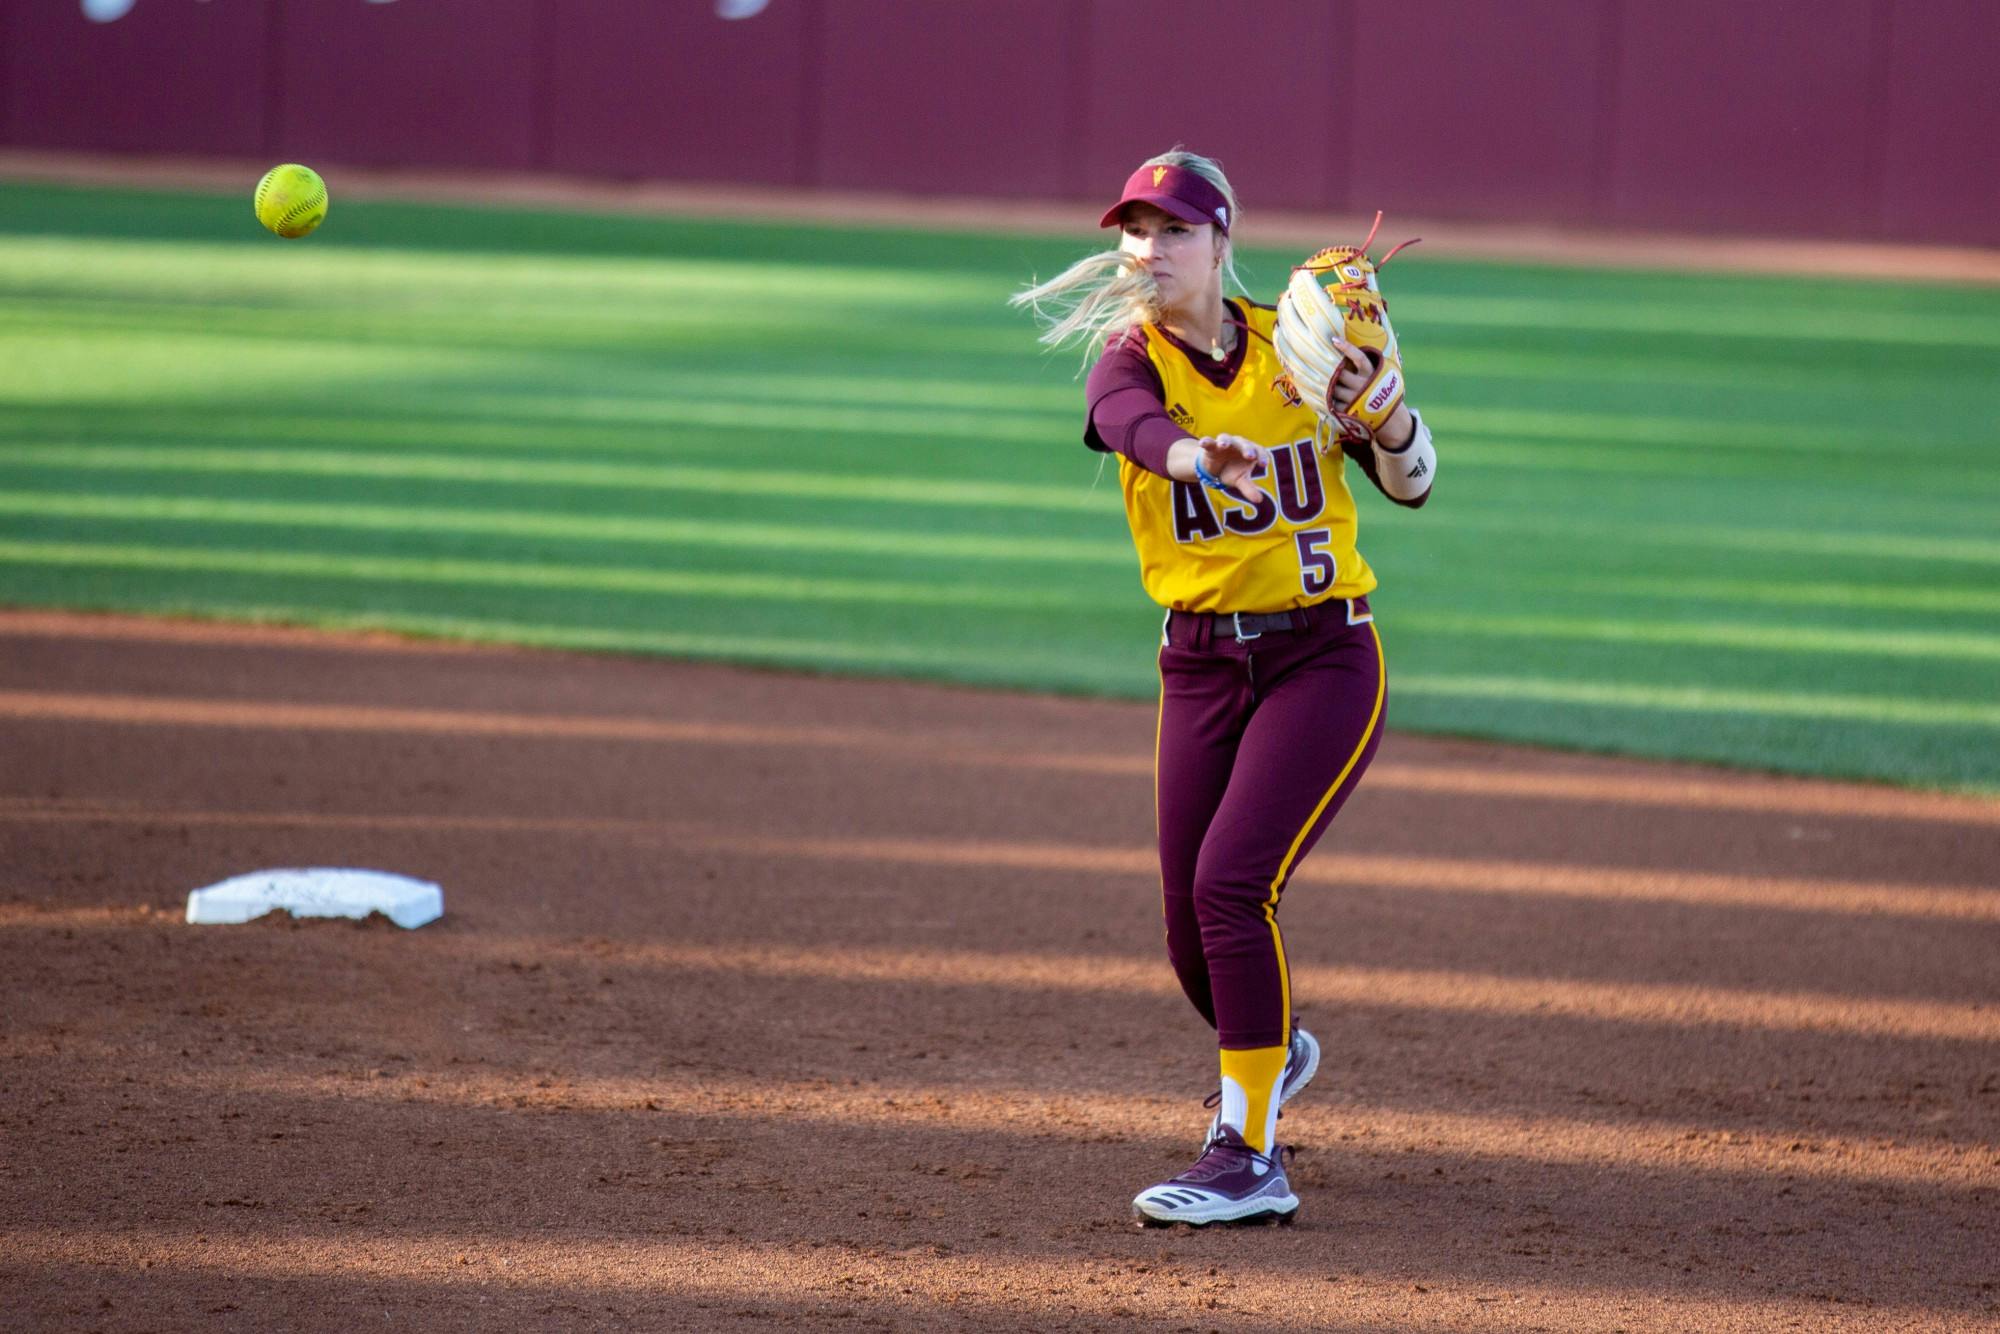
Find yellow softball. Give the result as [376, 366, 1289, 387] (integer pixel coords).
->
[254, 163, 328, 239]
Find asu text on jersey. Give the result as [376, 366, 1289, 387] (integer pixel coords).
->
[1119, 303, 1378, 613]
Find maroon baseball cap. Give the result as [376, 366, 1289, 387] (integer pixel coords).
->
[1099, 163, 1231, 234]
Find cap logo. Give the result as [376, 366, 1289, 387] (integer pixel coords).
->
[1216, 206, 1228, 227]
[1152, 166, 1168, 187]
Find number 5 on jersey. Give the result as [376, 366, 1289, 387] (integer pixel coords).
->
[1295, 528, 1336, 596]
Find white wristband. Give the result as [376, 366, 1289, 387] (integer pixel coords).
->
[1371, 407, 1435, 501]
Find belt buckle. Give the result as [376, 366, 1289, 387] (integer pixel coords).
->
[1230, 611, 1262, 643]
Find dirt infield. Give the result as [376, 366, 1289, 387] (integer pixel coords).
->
[2, 610, 1996, 1331]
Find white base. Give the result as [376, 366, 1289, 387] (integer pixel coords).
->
[185, 868, 443, 929]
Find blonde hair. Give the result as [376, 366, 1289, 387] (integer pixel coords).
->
[1010, 148, 1245, 356]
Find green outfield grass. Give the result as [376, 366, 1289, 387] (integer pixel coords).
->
[1, 180, 1996, 793]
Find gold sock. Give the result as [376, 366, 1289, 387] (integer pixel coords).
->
[1218, 1043, 1289, 1154]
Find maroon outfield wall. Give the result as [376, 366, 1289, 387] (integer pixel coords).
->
[2, 0, 1996, 246]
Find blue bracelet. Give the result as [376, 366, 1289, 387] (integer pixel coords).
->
[1195, 459, 1229, 491]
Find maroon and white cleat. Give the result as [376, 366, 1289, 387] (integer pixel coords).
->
[1132, 1126, 1299, 1227]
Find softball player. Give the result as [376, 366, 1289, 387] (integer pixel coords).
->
[1012, 150, 1437, 1226]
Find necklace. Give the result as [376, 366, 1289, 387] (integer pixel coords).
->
[1209, 324, 1234, 363]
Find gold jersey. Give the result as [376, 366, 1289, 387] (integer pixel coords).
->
[1118, 303, 1377, 613]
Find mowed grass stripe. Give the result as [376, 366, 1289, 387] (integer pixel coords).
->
[1417, 435, 1973, 484]
[1438, 510, 2000, 566]
[1424, 407, 1975, 455]
[0, 538, 1127, 612]
[0, 490, 1131, 566]
[0, 232, 1008, 298]
[1397, 674, 2000, 731]
[0, 600, 1089, 678]
[1410, 343, 1973, 394]
[1398, 610, 2000, 663]
[1398, 292, 2000, 348]
[0, 299, 1032, 358]
[0, 444, 1122, 514]
[1578, 575, 2000, 617]
[0, 372, 1070, 447]
[0, 369, 1082, 419]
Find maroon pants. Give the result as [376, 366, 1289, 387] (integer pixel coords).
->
[1154, 597, 1386, 1050]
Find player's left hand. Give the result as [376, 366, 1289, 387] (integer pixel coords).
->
[1329, 339, 1414, 450]
[1328, 338, 1372, 404]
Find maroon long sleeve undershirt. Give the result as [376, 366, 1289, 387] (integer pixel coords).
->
[1081, 308, 1429, 508]
[1082, 325, 1221, 476]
